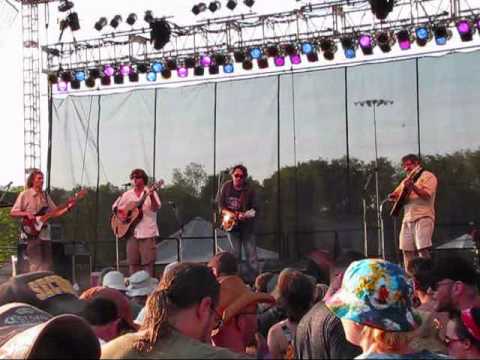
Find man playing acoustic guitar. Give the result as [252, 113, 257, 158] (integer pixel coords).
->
[112, 169, 161, 277]
[217, 164, 258, 282]
[10, 169, 74, 272]
[388, 154, 438, 273]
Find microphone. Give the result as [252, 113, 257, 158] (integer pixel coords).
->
[1, 182, 13, 191]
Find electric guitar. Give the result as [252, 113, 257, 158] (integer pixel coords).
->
[221, 208, 256, 232]
[389, 165, 424, 217]
[111, 180, 164, 239]
[21, 189, 87, 236]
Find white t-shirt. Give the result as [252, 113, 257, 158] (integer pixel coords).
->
[113, 188, 161, 238]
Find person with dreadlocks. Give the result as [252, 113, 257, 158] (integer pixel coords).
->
[101, 262, 247, 359]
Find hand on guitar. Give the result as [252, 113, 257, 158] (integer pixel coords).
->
[387, 193, 399, 202]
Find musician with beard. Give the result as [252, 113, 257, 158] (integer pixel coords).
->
[388, 154, 438, 273]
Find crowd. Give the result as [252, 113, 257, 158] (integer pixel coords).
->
[0, 250, 479, 359]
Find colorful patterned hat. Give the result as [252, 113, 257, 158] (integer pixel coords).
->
[325, 258, 421, 332]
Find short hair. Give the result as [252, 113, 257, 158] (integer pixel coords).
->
[208, 252, 238, 276]
[454, 307, 480, 351]
[26, 169, 43, 188]
[432, 256, 478, 287]
[255, 272, 276, 293]
[276, 271, 314, 323]
[230, 164, 248, 178]
[134, 263, 219, 352]
[130, 168, 148, 184]
[401, 154, 420, 164]
[83, 297, 119, 326]
[409, 257, 434, 292]
[334, 249, 365, 270]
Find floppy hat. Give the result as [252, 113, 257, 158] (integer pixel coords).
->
[126, 270, 158, 297]
[0, 302, 100, 359]
[102, 270, 127, 291]
[0, 271, 86, 316]
[325, 258, 421, 332]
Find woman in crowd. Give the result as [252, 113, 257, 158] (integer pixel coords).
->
[445, 307, 480, 359]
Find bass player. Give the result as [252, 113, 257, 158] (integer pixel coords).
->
[10, 169, 73, 272]
[217, 164, 258, 281]
[388, 154, 437, 273]
[112, 168, 161, 277]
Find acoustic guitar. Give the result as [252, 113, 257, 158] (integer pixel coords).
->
[111, 180, 164, 239]
[220, 208, 256, 232]
[21, 189, 87, 236]
[389, 165, 424, 217]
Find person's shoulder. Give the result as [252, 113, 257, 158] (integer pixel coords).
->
[100, 333, 141, 359]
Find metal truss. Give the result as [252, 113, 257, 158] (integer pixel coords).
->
[42, 0, 480, 73]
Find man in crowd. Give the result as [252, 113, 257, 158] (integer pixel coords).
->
[101, 262, 247, 359]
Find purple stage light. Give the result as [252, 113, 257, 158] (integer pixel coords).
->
[359, 34, 372, 48]
[57, 80, 68, 91]
[274, 55, 285, 67]
[457, 20, 470, 34]
[290, 54, 302, 65]
[177, 67, 188, 78]
[103, 65, 114, 77]
[398, 39, 411, 50]
[200, 55, 212, 67]
[120, 64, 131, 76]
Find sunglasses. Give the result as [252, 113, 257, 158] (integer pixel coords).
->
[233, 174, 244, 178]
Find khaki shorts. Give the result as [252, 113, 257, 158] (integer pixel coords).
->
[399, 217, 434, 251]
[127, 237, 156, 266]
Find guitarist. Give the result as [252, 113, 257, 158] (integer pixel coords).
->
[112, 169, 161, 277]
[10, 169, 70, 272]
[387, 154, 438, 273]
[217, 164, 258, 282]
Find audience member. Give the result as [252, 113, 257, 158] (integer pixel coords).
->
[294, 250, 363, 359]
[208, 251, 238, 277]
[0, 302, 100, 358]
[267, 271, 314, 359]
[101, 262, 246, 358]
[83, 297, 120, 345]
[326, 258, 447, 359]
[445, 307, 480, 359]
[102, 270, 127, 292]
[126, 270, 158, 308]
[99, 267, 116, 286]
[254, 272, 276, 293]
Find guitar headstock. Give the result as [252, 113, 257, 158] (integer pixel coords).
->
[150, 180, 165, 192]
[68, 189, 88, 204]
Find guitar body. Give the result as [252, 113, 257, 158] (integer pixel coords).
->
[221, 209, 239, 232]
[389, 166, 424, 217]
[111, 206, 143, 239]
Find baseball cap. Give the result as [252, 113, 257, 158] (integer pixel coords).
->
[325, 258, 421, 332]
[0, 302, 100, 359]
[0, 272, 86, 316]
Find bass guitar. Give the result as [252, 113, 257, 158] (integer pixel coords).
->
[389, 165, 424, 217]
[111, 180, 164, 239]
[221, 208, 256, 232]
[22, 189, 87, 236]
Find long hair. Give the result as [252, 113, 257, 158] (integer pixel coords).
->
[26, 169, 43, 188]
[362, 326, 412, 353]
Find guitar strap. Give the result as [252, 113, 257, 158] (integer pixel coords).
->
[238, 185, 250, 212]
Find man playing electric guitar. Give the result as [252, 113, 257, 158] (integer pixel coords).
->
[10, 169, 73, 272]
[217, 164, 258, 282]
[112, 169, 161, 277]
[388, 154, 438, 273]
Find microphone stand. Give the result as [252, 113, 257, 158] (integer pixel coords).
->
[379, 198, 390, 260]
[362, 172, 374, 257]
[169, 202, 183, 262]
[213, 171, 226, 256]
[0, 181, 13, 205]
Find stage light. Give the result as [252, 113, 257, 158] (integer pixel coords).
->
[192, 3, 207, 15]
[396, 29, 412, 50]
[265, 44, 279, 57]
[433, 24, 450, 45]
[119, 64, 131, 76]
[376, 31, 394, 52]
[284, 43, 297, 56]
[209, 64, 219, 74]
[477, 18, 480, 31]
[110, 15, 122, 29]
[306, 52, 319, 62]
[67, 12, 80, 31]
[100, 76, 111, 86]
[274, 55, 285, 67]
[290, 54, 302, 65]
[456, 20, 473, 41]
[223, 63, 234, 73]
[103, 65, 114, 77]
[89, 68, 100, 79]
[209, 1, 221, 12]
[126, 13, 137, 26]
[200, 55, 212, 67]
[152, 61, 164, 73]
[226, 0, 238, 10]
[194, 65, 205, 76]
[242, 59, 253, 70]
[249, 47, 262, 59]
[214, 53, 226, 66]
[301, 42, 314, 54]
[137, 63, 149, 73]
[94, 17, 107, 31]
[150, 19, 171, 50]
[70, 79, 81, 90]
[257, 57, 269, 69]
[48, 73, 58, 84]
[185, 57, 196, 68]
[128, 72, 139, 82]
[341, 37, 357, 59]
[415, 26, 430, 46]
[85, 77, 96, 88]
[359, 34, 373, 55]
[146, 71, 157, 81]
[319, 38, 337, 60]
[60, 71, 72, 82]
[57, 80, 68, 91]
[58, 0, 74, 12]
[74, 70, 86, 81]
[368, 0, 394, 20]
[161, 69, 172, 79]
[244, 0, 255, 7]
[177, 67, 188, 78]
[144, 10, 154, 24]
[114, 73, 124, 84]
[233, 50, 246, 63]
